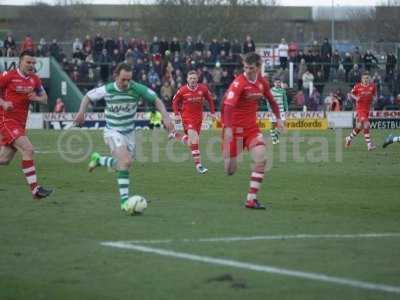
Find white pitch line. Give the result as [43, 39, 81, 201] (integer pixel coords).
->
[101, 241, 400, 295]
[118, 232, 400, 245]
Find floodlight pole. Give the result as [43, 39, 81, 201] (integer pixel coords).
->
[331, 0, 335, 52]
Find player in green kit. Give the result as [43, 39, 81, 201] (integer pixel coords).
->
[269, 78, 288, 144]
[74, 63, 174, 213]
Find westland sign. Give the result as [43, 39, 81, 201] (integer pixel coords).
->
[0, 57, 50, 78]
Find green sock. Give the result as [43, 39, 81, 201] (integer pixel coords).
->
[270, 128, 279, 141]
[117, 170, 129, 204]
[99, 156, 118, 168]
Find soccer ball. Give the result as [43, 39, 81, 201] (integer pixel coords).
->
[126, 195, 148, 215]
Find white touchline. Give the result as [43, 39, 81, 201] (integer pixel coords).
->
[117, 232, 400, 245]
[101, 241, 400, 295]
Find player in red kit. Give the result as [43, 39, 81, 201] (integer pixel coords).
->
[222, 52, 286, 209]
[345, 71, 377, 151]
[0, 50, 53, 199]
[171, 70, 216, 174]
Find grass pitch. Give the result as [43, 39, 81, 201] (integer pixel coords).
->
[0, 129, 399, 300]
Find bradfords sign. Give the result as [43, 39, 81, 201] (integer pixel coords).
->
[369, 111, 400, 129]
[0, 57, 50, 78]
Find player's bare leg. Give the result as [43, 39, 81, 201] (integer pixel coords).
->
[168, 131, 190, 144]
[224, 157, 237, 176]
[345, 120, 362, 148]
[362, 120, 376, 151]
[383, 134, 400, 148]
[111, 146, 133, 211]
[187, 129, 207, 174]
[245, 144, 267, 210]
[13, 136, 53, 199]
[0, 145, 17, 165]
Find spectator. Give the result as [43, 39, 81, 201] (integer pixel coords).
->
[150, 36, 161, 54]
[373, 71, 383, 97]
[183, 36, 194, 55]
[148, 107, 162, 129]
[94, 33, 104, 57]
[288, 41, 299, 61]
[331, 49, 341, 79]
[321, 52, 331, 81]
[209, 38, 221, 62]
[352, 47, 362, 67]
[105, 36, 116, 54]
[363, 50, 378, 71]
[309, 89, 322, 111]
[160, 80, 174, 108]
[302, 68, 314, 110]
[21, 34, 36, 53]
[159, 37, 169, 56]
[313, 70, 325, 95]
[37, 38, 49, 57]
[386, 51, 397, 75]
[221, 38, 231, 55]
[195, 36, 205, 53]
[3, 34, 16, 53]
[297, 58, 307, 89]
[54, 98, 66, 113]
[324, 92, 341, 111]
[342, 52, 353, 82]
[82, 35, 93, 56]
[116, 36, 127, 55]
[72, 38, 83, 54]
[148, 67, 160, 85]
[336, 64, 346, 82]
[277, 38, 289, 70]
[243, 35, 255, 54]
[49, 39, 61, 61]
[320, 38, 332, 59]
[231, 39, 242, 62]
[138, 72, 149, 86]
[97, 48, 111, 82]
[348, 64, 362, 87]
[170, 37, 181, 54]
[72, 42, 84, 59]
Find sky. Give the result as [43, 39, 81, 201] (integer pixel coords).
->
[1, 0, 384, 6]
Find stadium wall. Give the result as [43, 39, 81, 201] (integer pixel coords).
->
[49, 57, 84, 112]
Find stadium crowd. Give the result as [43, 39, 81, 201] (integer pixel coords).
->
[1, 33, 400, 112]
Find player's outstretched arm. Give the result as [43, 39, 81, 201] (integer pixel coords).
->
[74, 95, 91, 125]
[155, 98, 174, 132]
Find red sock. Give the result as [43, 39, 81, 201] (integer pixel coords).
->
[22, 160, 38, 194]
[174, 132, 189, 145]
[247, 164, 265, 201]
[350, 128, 361, 139]
[190, 143, 201, 166]
[364, 128, 371, 144]
[247, 171, 265, 201]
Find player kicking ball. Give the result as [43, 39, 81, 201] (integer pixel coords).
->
[170, 70, 216, 174]
[74, 63, 174, 213]
[222, 53, 286, 209]
[345, 71, 377, 151]
[0, 50, 53, 199]
[383, 134, 400, 148]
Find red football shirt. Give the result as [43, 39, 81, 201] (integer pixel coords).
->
[351, 83, 376, 112]
[222, 73, 280, 129]
[0, 69, 43, 125]
[172, 83, 215, 121]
